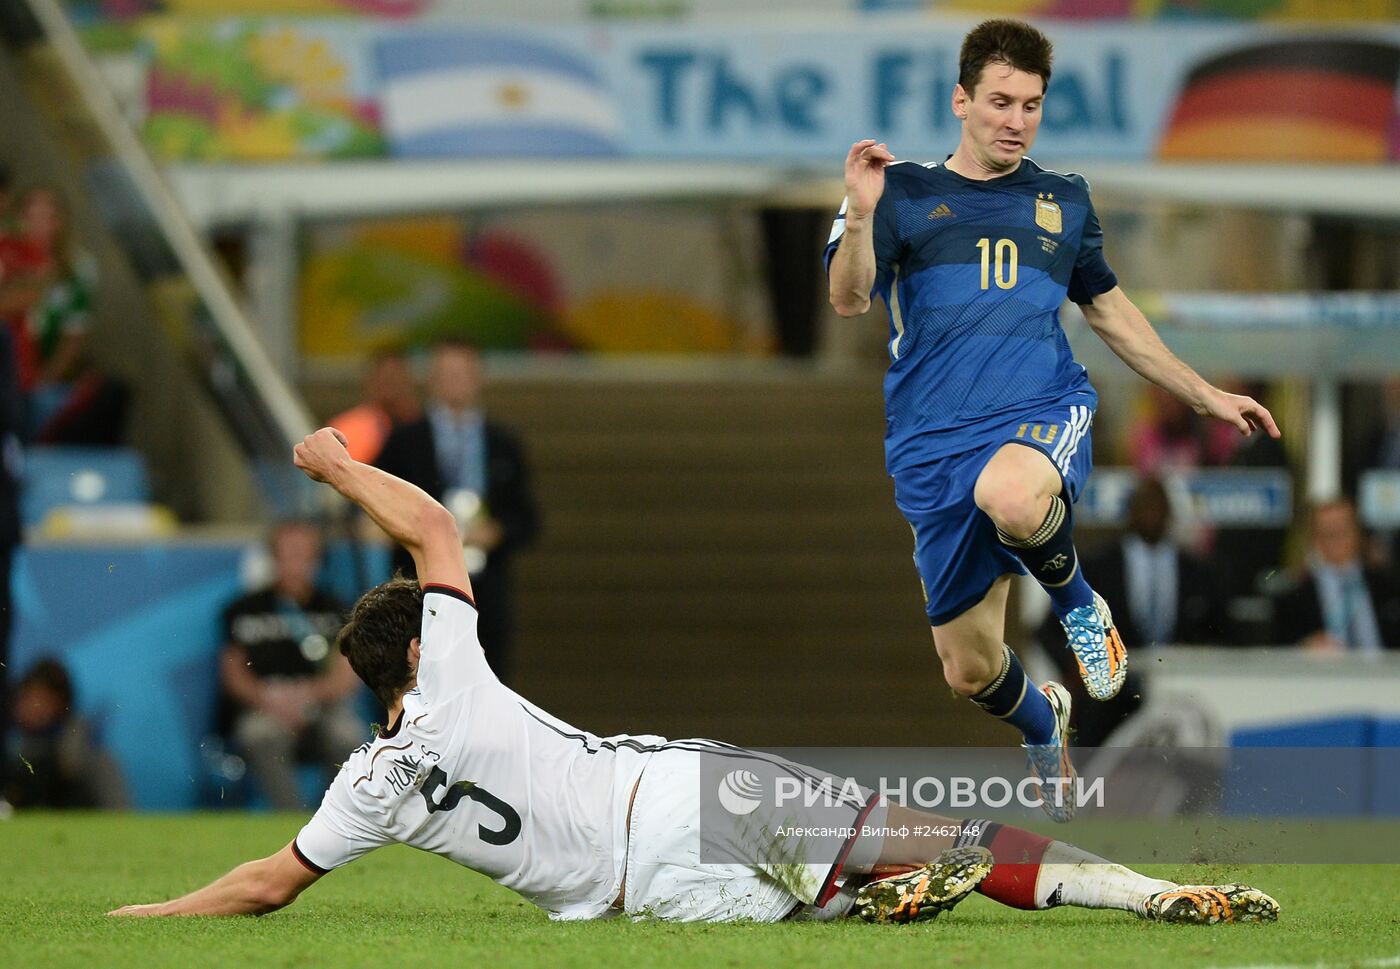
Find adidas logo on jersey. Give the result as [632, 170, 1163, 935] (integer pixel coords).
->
[928, 203, 955, 220]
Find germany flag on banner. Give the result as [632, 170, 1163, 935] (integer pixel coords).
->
[1158, 38, 1400, 162]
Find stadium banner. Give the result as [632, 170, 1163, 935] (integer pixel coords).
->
[69, 0, 1400, 24]
[68, 1, 437, 22]
[860, 0, 1400, 20]
[1359, 469, 1400, 528]
[133, 16, 1400, 163]
[1077, 468, 1292, 527]
[68, 0, 844, 28]
[1140, 292, 1400, 330]
[694, 744, 1400, 866]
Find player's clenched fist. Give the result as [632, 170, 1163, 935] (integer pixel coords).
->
[844, 139, 895, 221]
[293, 427, 351, 484]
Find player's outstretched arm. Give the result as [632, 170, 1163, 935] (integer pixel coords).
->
[1079, 287, 1280, 439]
[294, 427, 472, 593]
[829, 139, 894, 317]
[107, 842, 320, 917]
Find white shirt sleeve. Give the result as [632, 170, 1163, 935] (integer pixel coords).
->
[293, 768, 393, 873]
[417, 585, 497, 704]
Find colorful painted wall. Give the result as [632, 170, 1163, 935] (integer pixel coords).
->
[298, 207, 772, 359]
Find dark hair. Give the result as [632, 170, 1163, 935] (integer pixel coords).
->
[21, 184, 74, 272]
[958, 19, 1053, 96]
[337, 576, 422, 707]
[1311, 497, 1359, 529]
[430, 337, 480, 357]
[369, 344, 409, 363]
[269, 519, 321, 546]
[18, 658, 74, 709]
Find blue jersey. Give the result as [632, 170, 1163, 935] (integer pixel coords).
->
[824, 157, 1117, 475]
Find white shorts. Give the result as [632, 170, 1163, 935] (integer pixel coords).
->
[623, 743, 886, 923]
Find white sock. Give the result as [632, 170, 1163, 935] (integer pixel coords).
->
[792, 880, 858, 921]
[1038, 842, 1176, 916]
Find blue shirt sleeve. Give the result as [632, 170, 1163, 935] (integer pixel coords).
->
[1067, 177, 1117, 306]
[822, 192, 902, 296]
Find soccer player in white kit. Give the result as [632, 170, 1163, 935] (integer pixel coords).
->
[109, 429, 1278, 927]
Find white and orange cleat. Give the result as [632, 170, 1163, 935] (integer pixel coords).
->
[1061, 591, 1127, 700]
[1144, 885, 1280, 924]
[1024, 681, 1076, 823]
[853, 846, 993, 924]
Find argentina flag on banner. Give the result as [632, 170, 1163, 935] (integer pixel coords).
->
[374, 30, 623, 157]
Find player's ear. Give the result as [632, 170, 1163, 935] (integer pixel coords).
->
[952, 83, 970, 120]
[408, 636, 421, 670]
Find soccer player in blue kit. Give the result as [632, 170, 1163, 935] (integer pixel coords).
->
[825, 20, 1280, 819]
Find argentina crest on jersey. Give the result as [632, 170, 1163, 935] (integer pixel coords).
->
[1035, 193, 1062, 234]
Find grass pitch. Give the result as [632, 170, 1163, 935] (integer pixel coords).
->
[3, 813, 1398, 969]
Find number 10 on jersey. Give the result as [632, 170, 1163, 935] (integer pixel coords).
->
[976, 237, 1018, 290]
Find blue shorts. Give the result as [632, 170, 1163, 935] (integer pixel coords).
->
[893, 403, 1095, 627]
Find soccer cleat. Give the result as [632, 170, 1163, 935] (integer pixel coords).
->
[1024, 682, 1076, 823]
[1061, 591, 1127, 700]
[854, 846, 993, 924]
[1144, 885, 1280, 925]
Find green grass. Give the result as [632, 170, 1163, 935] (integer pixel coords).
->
[2, 813, 1398, 969]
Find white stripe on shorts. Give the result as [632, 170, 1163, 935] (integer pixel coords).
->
[1057, 406, 1091, 474]
[1051, 405, 1082, 468]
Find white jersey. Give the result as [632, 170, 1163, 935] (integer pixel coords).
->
[293, 584, 664, 920]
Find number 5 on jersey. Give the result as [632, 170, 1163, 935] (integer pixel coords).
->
[977, 237, 1018, 290]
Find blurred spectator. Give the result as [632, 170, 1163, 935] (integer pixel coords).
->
[376, 340, 539, 682]
[1038, 476, 1224, 745]
[1272, 499, 1400, 654]
[219, 522, 363, 810]
[329, 348, 421, 464]
[0, 185, 91, 394]
[0, 188, 52, 389]
[1217, 381, 1292, 602]
[0, 162, 13, 231]
[23, 187, 128, 444]
[0, 185, 127, 443]
[4, 658, 129, 810]
[1345, 378, 1400, 564]
[1086, 476, 1227, 647]
[1126, 385, 1238, 475]
[0, 329, 19, 818]
[1359, 379, 1400, 475]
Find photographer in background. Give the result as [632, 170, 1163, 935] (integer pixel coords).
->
[219, 522, 364, 810]
[5, 658, 128, 810]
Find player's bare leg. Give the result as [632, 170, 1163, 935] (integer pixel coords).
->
[975, 442, 1126, 700]
[857, 805, 1278, 925]
[933, 580, 1075, 821]
[930, 578, 1011, 700]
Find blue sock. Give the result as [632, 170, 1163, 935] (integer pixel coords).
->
[998, 494, 1093, 618]
[972, 645, 1057, 745]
